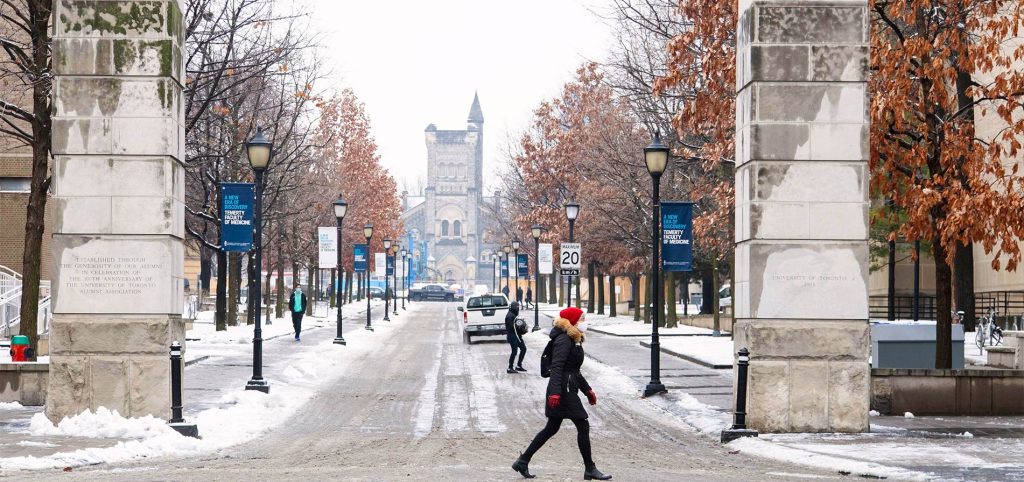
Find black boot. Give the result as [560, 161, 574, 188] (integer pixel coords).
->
[515, 366, 527, 372]
[512, 455, 535, 479]
[584, 465, 611, 480]
[507, 368, 517, 374]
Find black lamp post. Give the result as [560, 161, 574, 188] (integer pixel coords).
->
[503, 245, 511, 298]
[383, 238, 392, 322]
[401, 249, 408, 310]
[532, 224, 543, 331]
[644, 131, 669, 398]
[492, 254, 498, 293]
[333, 197, 348, 346]
[564, 201, 579, 307]
[512, 240, 521, 303]
[245, 127, 272, 394]
[391, 245, 400, 316]
[364, 223, 374, 331]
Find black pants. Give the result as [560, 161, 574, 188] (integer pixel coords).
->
[291, 311, 304, 337]
[508, 332, 526, 369]
[522, 417, 593, 468]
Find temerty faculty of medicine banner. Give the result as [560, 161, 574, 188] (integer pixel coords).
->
[661, 201, 694, 272]
[219, 183, 254, 252]
[353, 244, 368, 272]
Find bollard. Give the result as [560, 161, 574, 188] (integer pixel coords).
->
[721, 347, 758, 443]
[167, 341, 199, 438]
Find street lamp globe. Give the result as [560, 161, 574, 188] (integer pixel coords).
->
[644, 131, 670, 176]
[564, 201, 580, 222]
[333, 197, 347, 222]
[363, 223, 373, 240]
[401, 249, 407, 258]
[512, 240, 520, 250]
[503, 245, 511, 255]
[246, 127, 273, 171]
[531, 224, 543, 239]
[383, 238, 392, 250]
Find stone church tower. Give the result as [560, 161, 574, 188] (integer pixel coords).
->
[401, 94, 498, 287]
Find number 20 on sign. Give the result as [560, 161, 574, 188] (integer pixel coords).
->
[560, 243, 581, 277]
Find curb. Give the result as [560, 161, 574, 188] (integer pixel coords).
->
[640, 340, 732, 369]
[590, 326, 719, 337]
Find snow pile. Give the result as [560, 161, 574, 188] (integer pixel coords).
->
[869, 410, 879, 417]
[0, 401, 24, 410]
[904, 412, 915, 419]
[957, 431, 974, 438]
[16, 441, 57, 448]
[0, 303, 417, 472]
[28, 408, 175, 439]
[729, 437, 932, 481]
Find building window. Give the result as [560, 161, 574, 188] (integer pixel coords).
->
[0, 177, 31, 193]
[441, 220, 449, 237]
[453, 220, 462, 237]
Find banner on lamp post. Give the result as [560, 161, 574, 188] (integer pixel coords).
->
[317, 227, 337, 268]
[662, 201, 694, 272]
[386, 255, 395, 276]
[375, 253, 386, 278]
[500, 258, 509, 277]
[219, 183, 254, 252]
[353, 244, 368, 272]
[517, 254, 529, 278]
[538, 243, 553, 274]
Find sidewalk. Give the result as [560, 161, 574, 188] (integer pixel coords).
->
[0, 298, 399, 472]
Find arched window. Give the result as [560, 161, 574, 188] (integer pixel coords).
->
[459, 165, 466, 179]
[453, 220, 462, 237]
[441, 220, 449, 237]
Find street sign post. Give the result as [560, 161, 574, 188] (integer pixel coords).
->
[560, 242, 581, 277]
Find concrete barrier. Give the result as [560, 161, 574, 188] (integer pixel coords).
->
[0, 362, 48, 406]
[872, 368, 1024, 415]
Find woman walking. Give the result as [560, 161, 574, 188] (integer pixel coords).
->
[512, 307, 611, 480]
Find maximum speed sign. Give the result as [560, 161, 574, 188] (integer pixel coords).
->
[560, 242, 581, 277]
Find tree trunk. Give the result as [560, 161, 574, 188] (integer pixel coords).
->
[597, 271, 605, 315]
[245, 253, 255, 325]
[200, 249, 212, 296]
[712, 261, 721, 334]
[264, 259, 272, 325]
[701, 268, 714, 314]
[586, 262, 595, 313]
[227, 252, 240, 327]
[888, 238, 896, 321]
[275, 244, 285, 319]
[549, 274, 556, 305]
[557, 275, 564, 305]
[215, 249, 227, 331]
[666, 272, 677, 328]
[953, 65, 977, 331]
[682, 273, 690, 316]
[575, 276, 581, 307]
[306, 259, 314, 316]
[609, 275, 617, 317]
[934, 239, 954, 369]
[632, 274, 641, 321]
[644, 274, 652, 324]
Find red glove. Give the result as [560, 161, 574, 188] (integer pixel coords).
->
[547, 394, 561, 409]
[586, 389, 597, 406]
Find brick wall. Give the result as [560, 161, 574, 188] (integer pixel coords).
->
[0, 155, 51, 280]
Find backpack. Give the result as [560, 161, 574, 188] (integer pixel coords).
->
[540, 338, 555, 378]
[514, 317, 528, 336]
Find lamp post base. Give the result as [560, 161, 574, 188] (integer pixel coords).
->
[532, 326, 540, 332]
[720, 428, 758, 444]
[244, 379, 270, 393]
[643, 382, 667, 398]
[333, 337, 347, 345]
[365, 326, 374, 331]
[168, 422, 200, 438]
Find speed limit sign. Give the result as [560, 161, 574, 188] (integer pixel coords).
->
[560, 243, 581, 277]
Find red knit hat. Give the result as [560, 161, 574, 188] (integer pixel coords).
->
[559, 307, 584, 325]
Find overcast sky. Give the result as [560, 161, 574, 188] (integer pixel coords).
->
[306, 0, 614, 195]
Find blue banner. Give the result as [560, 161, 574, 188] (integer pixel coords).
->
[386, 256, 395, 276]
[220, 183, 254, 252]
[353, 244, 368, 272]
[662, 201, 694, 272]
[500, 258, 509, 277]
[517, 254, 529, 278]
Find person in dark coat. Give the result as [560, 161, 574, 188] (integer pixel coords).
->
[512, 307, 611, 480]
[505, 301, 527, 374]
[288, 287, 308, 341]
[516, 286, 523, 303]
[502, 285, 510, 299]
[525, 287, 533, 309]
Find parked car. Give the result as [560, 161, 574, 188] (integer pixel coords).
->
[719, 284, 731, 311]
[409, 283, 456, 302]
[368, 286, 385, 299]
[459, 294, 510, 344]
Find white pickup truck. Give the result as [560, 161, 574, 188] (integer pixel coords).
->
[458, 294, 510, 344]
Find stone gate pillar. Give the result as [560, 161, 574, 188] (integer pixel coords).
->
[48, 0, 185, 421]
[734, 0, 870, 432]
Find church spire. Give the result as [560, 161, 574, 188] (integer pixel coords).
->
[467, 92, 484, 124]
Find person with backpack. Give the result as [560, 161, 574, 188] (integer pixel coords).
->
[288, 287, 308, 341]
[505, 301, 527, 374]
[512, 307, 611, 480]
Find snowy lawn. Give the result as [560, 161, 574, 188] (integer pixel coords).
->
[590, 321, 714, 337]
[0, 301, 414, 472]
[651, 336, 734, 369]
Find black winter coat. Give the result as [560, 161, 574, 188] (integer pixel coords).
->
[545, 326, 591, 420]
[504, 305, 521, 337]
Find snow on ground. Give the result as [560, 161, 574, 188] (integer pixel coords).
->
[590, 322, 713, 337]
[0, 402, 24, 410]
[0, 302, 417, 472]
[729, 437, 932, 481]
[657, 336, 734, 368]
